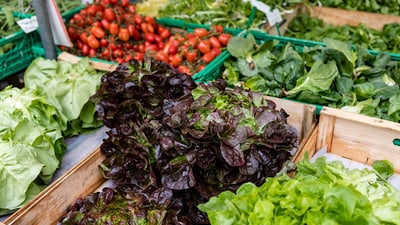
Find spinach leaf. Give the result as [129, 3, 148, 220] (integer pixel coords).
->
[285, 60, 339, 96]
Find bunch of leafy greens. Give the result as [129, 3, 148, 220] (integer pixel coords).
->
[286, 12, 400, 53]
[0, 87, 66, 215]
[158, 0, 302, 29]
[198, 156, 400, 225]
[307, 0, 400, 16]
[0, 58, 103, 215]
[223, 34, 400, 122]
[59, 58, 299, 224]
[24, 57, 103, 136]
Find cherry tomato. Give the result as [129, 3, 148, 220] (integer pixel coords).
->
[197, 40, 211, 54]
[101, 48, 111, 58]
[170, 54, 182, 67]
[178, 65, 191, 75]
[134, 52, 144, 61]
[134, 14, 142, 25]
[113, 49, 123, 58]
[218, 33, 231, 46]
[100, 38, 109, 47]
[168, 43, 178, 55]
[211, 48, 221, 57]
[209, 36, 221, 49]
[193, 28, 208, 38]
[144, 16, 156, 25]
[211, 25, 224, 33]
[144, 33, 156, 43]
[101, 19, 110, 30]
[202, 52, 215, 63]
[118, 28, 130, 42]
[89, 48, 97, 57]
[109, 22, 119, 35]
[185, 50, 198, 63]
[91, 26, 105, 39]
[186, 37, 198, 47]
[121, 0, 129, 7]
[87, 34, 100, 49]
[159, 29, 171, 40]
[109, 0, 118, 4]
[197, 64, 205, 72]
[155, 51, 168, 63]
[81, 44, 89, 55]
[128, 4, 136, 13]
[79, 32, 88, 44]
[104, 8, 115, 22]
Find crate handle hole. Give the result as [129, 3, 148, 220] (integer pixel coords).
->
[393, 138, 400, 146]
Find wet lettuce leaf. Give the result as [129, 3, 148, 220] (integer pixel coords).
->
[199, 156, 400, 225]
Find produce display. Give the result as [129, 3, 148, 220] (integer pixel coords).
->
[223, 34, 400, 122]
[286, 12, 400, 54]
[58, 58, 299, 224]
[199, 156, 400, 224]
[308, 0, 400, 16]
[0, 58, 103, 216]
[64, 1, 232, 75]
[158, 0, 302, 29]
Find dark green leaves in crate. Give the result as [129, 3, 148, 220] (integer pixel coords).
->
[223, 34, 400, 122]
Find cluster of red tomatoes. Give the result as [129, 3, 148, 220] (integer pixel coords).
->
[64, 0, 232, 75]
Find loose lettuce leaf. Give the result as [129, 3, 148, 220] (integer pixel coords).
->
[285, 60, 339, 96]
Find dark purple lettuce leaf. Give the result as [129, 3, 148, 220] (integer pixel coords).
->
[62, 58, 300, 225]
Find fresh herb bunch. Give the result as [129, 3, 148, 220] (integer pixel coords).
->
[286, 12, 400, 53]
[59, 58, 299, 224]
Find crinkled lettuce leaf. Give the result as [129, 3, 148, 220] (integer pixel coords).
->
[199, 156, 400, 224]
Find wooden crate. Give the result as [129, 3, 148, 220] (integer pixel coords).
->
[295, 106, 400, 173]
[274, 5, 400, 34]
[309, 6, 400, 31]
[3, 97, 316, 225]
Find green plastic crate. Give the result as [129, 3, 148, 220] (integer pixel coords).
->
[0, 30, 41, 80]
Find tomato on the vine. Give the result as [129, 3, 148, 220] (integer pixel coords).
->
[118, 28, 130, 41]
[193, 28, 208, 38]
[87, 34, 100, 49]
[104, 8, 115, 22]
[100, 19, 110, 30]
[197, 40, 211, 54]
[91, 26, 105, 39]
[209, 36, 221, 49]
[155, 51, 168, 63]
[170, 54, 183, 67]
[202, 52, 215, 63]
[218, 33, 231, 46]
[178, 65, 191, 75]
[99, 38, 109, 47]
[109, 22, 119, 35]
[210, 48, 221, 57]
[185, 50, 198, 63]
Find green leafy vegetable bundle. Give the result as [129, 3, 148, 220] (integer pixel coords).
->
[158, 0, 301, 29]
[24, 57, 103, 136]
[223, 34, 400, 122]
[286, 12, 400, 53]
[0, 57, 103, 215]
[308, 0, 400, 16]
[198, 156, 400, 225]
[59, 58, 299, 224]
